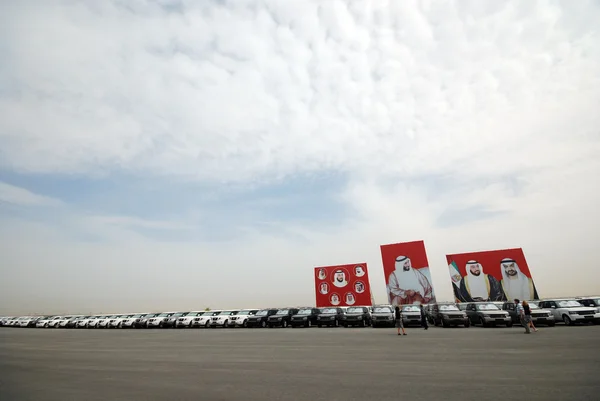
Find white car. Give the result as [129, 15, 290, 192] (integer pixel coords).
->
[176, 312, 206, 328]
[121, 313, 149, 328]
[18, 316, 37, 328]
[96, 315, 117, 328]
[46, 316, 64, 328]
[147, 312, 176, 328]
[230, 309, 259, 328]
[138, 313, 160, 328]
[57, 316, 82, 328]
[209, 310, 240, 328]
[191, 310, 222, 328]
[35, 316, 56, 328]
[75, 316, 98, 328]
[109, 314, 135, 328]
[88, 316, 109, 328]
[538, 299, 600, 325]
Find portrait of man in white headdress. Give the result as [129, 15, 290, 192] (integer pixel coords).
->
[459, 260, 505, 302]
[319, 282, 329, 295]
[354, 265, 365, 277]
[345, 293, 356, 305]
[354, 281, 365, 294]
[318, 268, 327, 280]
[330, 293, 340, 306]
[500, 258, 539, 301]
[332, 269, 348, 288]
[387, 256, 435, 305]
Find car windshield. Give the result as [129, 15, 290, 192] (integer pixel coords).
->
[347, 307, 365, 313]
[476, 304, 500, 311]
[218, 311, 233, 316]
[558, 300, 583, 308]
[256, 310, 269, 316]
[402, 306, 420, 312]
[171, 313, 184, 317]
[297, 309, 312, 315]
[158, 313, 170, 317]
[131, 314, 142, 318]
[321, 308, 337, 314]
[440, 305, 459, 311]
[374, 307, 392, 313]
[276, 309, 289, 315]
[528, 304, 539, 309]
[237, 311, 253, 315]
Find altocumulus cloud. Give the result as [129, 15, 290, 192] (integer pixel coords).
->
[0, 0, 599, 314]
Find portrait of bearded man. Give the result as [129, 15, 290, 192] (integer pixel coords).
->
[459, 260, 505, 302]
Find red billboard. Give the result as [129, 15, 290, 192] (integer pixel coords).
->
[446, 248, 539, 303]
[380, 240, 437, 306]
[314, 263, 372, 308]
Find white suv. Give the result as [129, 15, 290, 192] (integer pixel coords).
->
[192, 310, 221, 328]
[46, 316, 64, 328]
[176, 312, 206, 328]
[147, 312, 175, 328]
[538, 299, 600, 325]
[76, 316, 98, 328]
[121, 313, 149, 328]
[209, 310, 239, 328]
[230, 309, 259, 328]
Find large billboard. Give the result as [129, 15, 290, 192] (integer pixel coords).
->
[446, 248, 539, 303]
[314, 263, 372, 308]
[380, 240, 437, 306]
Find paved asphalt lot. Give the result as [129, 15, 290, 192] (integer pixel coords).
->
[1, 325, 598, 401]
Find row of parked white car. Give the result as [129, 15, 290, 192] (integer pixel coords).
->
[2, 297, 599, 330]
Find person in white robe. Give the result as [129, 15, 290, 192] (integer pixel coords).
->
[459, 260, 505, 302]
[500, 258, 539, 301]
[387, 256, 435, 305]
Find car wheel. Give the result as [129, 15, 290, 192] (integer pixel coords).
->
[204, 321, 210, 328]
[282, 320, 288, 328]
[261, 321, 267, 328]
[563, 315, 573, 326]
[223, 321, 229, 328]
[334, 319, 339, 327]
[480, 317, 488, 327]
[442, 320, 450, 328]
[118, 323, 122, 329]
[360, 319, 366, 328]
[318, 324, 322, 328]
[506, 322, 513, 328]
[243, 320, 248, 328]
[465, 320, 471, 328]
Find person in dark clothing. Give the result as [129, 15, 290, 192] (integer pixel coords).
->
[522, 300, 538, 332]
[395, 306, 406, 336]
[419, 304, 428, 330]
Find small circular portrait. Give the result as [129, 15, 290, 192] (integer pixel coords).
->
[319, 282, 329, 295]
[354, 281, 365, 294]
[317, 268, 327, 280]
[332, 268, 349, 288]
[354, 265, 366, 277]
[330, 293, 341, 306]
[345, 292, 356, 305]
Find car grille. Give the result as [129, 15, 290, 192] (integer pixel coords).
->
[577, 311, 595, 315]
[447, 314, 463, 318]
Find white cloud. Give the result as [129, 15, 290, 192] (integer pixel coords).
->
[1, 0, 600, 313]
[0, 181, 62, 206]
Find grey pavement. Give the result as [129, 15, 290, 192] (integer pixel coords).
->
[1, 325, 598, 401]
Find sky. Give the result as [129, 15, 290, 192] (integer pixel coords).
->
[1, 0, 599, 315]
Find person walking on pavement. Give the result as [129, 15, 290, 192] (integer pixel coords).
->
[522, 300, 538, 332]
[419, 304, 428, 330]
[395, 306, 406, 336]
[515, 299, 530, 334]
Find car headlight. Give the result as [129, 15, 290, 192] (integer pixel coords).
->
[569, 311, 578, 315]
